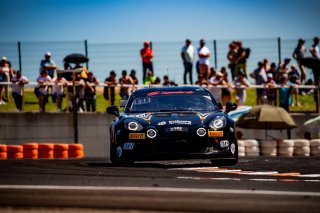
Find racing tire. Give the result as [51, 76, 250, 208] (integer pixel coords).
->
[277, 140, 294, 147]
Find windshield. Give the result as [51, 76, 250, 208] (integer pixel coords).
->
[125, 91, 219, 113]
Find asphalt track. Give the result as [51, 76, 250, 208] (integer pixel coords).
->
[0, 157, 320, 213]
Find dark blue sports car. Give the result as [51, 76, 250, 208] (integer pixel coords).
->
[107, 86, 238, 166]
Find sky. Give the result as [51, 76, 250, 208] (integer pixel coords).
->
[1, 0, 320, 43]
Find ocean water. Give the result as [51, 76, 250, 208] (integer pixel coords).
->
[0, 38, 315, 84]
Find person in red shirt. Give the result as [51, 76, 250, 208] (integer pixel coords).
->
[140, 41, 154, 82]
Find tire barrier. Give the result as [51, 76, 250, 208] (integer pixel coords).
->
[7, 145, 23, 159]
[22, 143, 38, 159]
[0, 144, 7, 159]
[54, 144, 69, 159]
[244, 140, 260, 156]
[68, 144, 84, 158]
[310, 139, 320, 156]
[238, 140, 245, 156]
[260, 140, 277, 156]
[38, 143, 54, 159]
[293, 139, 310, 156]
[277, 140, 294, 157]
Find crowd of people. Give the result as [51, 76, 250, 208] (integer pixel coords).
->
[0, 37, 319, 112]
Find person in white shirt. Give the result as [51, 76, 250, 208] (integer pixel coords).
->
[36, 70, 52, 112]
[197, 39, 211, 80]
[181, 39, 194, 85]
[52, 72, 68, 111]
[310, 37, 320, 59]
[11, 71, 29, 111]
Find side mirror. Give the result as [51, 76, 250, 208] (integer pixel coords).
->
[120, 99, 127, 108]
[106, 106, 120, 117]
[225, 102, 237, 114]
[217, 103, 223, 110]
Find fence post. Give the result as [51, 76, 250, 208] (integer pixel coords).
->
[18, 41, 22, 72]
[85, 40, 89, 70]
[213, 40, 217, 69]
[277, 37, 281, 64]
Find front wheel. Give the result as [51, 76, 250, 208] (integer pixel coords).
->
[210, 141, 238, 166]
[110, 142, 134, 165]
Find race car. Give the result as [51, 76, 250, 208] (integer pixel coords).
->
[107, 86, 238, 166]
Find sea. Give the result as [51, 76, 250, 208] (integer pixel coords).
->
[0, 38, 316, 85]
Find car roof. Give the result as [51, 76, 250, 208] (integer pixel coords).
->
[132, 86, 207, 95]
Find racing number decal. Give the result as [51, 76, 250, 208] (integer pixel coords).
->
[129, 133, 145, 139]
[208, 131, 223, 137]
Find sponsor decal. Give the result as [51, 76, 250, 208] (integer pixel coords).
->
[125, 113, 151, 119]
[220, 140, 229, 148]
[230, 143, 236, 154]
[169, 120, 192, 125]
[157, 121, 167, 126]
[129, 133, 145, 139]
[208, 130, 224, 137]
[196, 112, 211, 123]
[123, 143, 134, 150]
[116, 146, 122, 158]
[165, 127, 188, 132]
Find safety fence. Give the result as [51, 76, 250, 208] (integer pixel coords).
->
[0, 143, 84, 159]
[0, 82, 319, 113]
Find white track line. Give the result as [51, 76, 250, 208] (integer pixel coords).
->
[0, 185, 319, 197]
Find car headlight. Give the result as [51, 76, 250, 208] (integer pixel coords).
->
[209, 116, 227, 130]
[124, 120, 143, 131]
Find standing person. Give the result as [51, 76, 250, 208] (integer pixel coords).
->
[11, 71, 29, 111]
[208, 71, 225, 104]
[227, 42, 238, 81]
[292, 38, 307, 83]
[0, 57, 13, 103]
[140, 41, 154, 82]
[288, 64, 301, 107]
[278, 73, 293, 112]
[181, 39, 194, 85]
[40, 52, 57, 78]
[234, 71, 251, 106]
[234, 41, 250, 79]
[104, 70, 117, 106]
[264, 73, 277, 105]
[310, 37, 320, 59]
[52, 72, 68, 112]
[197, 39, 211, 80]
[249, 61, 267, 105]
[36, 70, 52, 112]
[84, 71, 99, 112]
[119, 70, 133, 99]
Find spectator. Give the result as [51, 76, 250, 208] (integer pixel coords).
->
[40, 52, 57, 78]
[278, 73, 293, 112]
[36, 70, 52, 112]
[0, 56, 13, 103]
[234, 71, 251, 106]
[181, 39, 194, 85]
[310, 37, 320, 59]
[154, 77, 161, 85]
[267, 62, 278, 82]
[74, 62, 89, 80]
[263, 58, 270, 72]
[84, 71, 99, 112]
[227, 42, 238, 81]
[208, 71, 225, 104]
[52, 72, 68, 112]
[221, 68, 232, 106]
[288, 64, 301, 106]
[144, 70, 156, 85]
[197, 39, 211, 80]
[75, 73, 86, 112]
[104, 70, 117, 106]
[234, 41, 250, 79]
[265, 73, 277, 105]
[129, 69, 139, 85]
[292, 38, 307, 83]
[11, 71, 29, 111]
[119, 70, 133, 99]
[140, 41, 154, 82]
[163, 75, 177, 86]
[249, 61, 267, 105]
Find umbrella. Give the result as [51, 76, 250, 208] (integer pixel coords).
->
[64, 53, 89, 64]
[236, 105, 297, 139]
